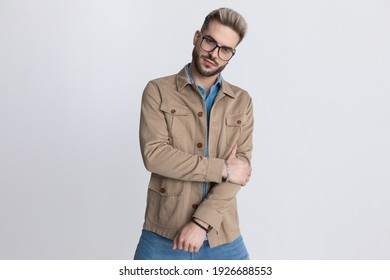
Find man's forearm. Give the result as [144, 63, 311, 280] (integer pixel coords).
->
[141, 141, 226, 183]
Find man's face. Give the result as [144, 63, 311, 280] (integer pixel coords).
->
[192, 21, 240, 77]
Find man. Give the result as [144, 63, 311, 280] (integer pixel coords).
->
[134, 7, 253, 260]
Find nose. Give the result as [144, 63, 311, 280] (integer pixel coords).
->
[208, 46, 219, 58]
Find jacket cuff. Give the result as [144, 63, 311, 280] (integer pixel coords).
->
[206, 158, 225, 183]
[193, 204, 223, 232]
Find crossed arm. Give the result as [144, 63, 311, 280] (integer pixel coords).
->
[172, 144, 251, 253]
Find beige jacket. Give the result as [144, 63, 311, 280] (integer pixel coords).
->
[139, 66, 254, 247]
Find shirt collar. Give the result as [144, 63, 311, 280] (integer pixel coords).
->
[185, 63, 222, 88]
[176, 64, 236, 98]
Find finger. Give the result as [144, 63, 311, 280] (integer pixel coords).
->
[188, 242, 199, 253]
[181, 241, 190, 251]
[175, 237, 183, 250]
[177, 242, 183, 250]
[172, 236, 178, 250]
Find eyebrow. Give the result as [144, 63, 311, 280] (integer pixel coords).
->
[203, 34, 235, 51]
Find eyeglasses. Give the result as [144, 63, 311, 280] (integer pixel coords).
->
[199, 33, 236, 61]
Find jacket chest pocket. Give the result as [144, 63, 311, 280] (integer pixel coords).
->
[160, 102, 189, 139]
[226, 113, 246, 147]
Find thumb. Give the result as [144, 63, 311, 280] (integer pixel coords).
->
[227, 144, 238, 160]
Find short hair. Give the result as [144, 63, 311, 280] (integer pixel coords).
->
[201, 7, 248, 44]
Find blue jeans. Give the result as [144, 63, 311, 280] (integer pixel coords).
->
[133, 230, 250, 260]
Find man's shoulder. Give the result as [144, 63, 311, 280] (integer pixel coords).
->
[142, 73, 177, 95]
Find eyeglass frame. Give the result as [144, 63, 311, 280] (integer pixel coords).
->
[198, 32, 236, 61]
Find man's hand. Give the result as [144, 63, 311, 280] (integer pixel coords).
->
[224, 144, 252, 186]
[172, 219, 208, 253]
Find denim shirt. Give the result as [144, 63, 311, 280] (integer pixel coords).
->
[185, 64, 222, 201]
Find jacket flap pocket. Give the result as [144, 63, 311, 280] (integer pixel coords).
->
[148, 175, 184, 197]
[226, 113, 246, 127]
[160, 102, 189, 116]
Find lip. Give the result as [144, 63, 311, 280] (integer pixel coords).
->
[203, 58, 215, 67]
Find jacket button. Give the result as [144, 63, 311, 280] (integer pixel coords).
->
[198, 112, 203, 117]
[237, 120, 242, 125]
[160, 188, 166, 193]
[197, 143, 203, 148]
[192, 204, 199, 209]
[171, 109, 176, 114]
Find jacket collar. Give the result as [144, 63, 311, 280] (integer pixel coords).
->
[176, 65, 236, 98]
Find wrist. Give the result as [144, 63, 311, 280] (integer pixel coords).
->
[191, 217, 211, 233]
[222, 160, 231, 182]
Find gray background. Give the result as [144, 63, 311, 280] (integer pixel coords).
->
[1, 0, 389, 259]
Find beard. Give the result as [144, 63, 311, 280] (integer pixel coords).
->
[192, 47, 227, 77]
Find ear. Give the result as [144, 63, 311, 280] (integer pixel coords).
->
[193, 30, 201, 45]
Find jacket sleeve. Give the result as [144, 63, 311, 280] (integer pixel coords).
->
[193, 97, 254, 231]
[139, 81, 225, 183]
